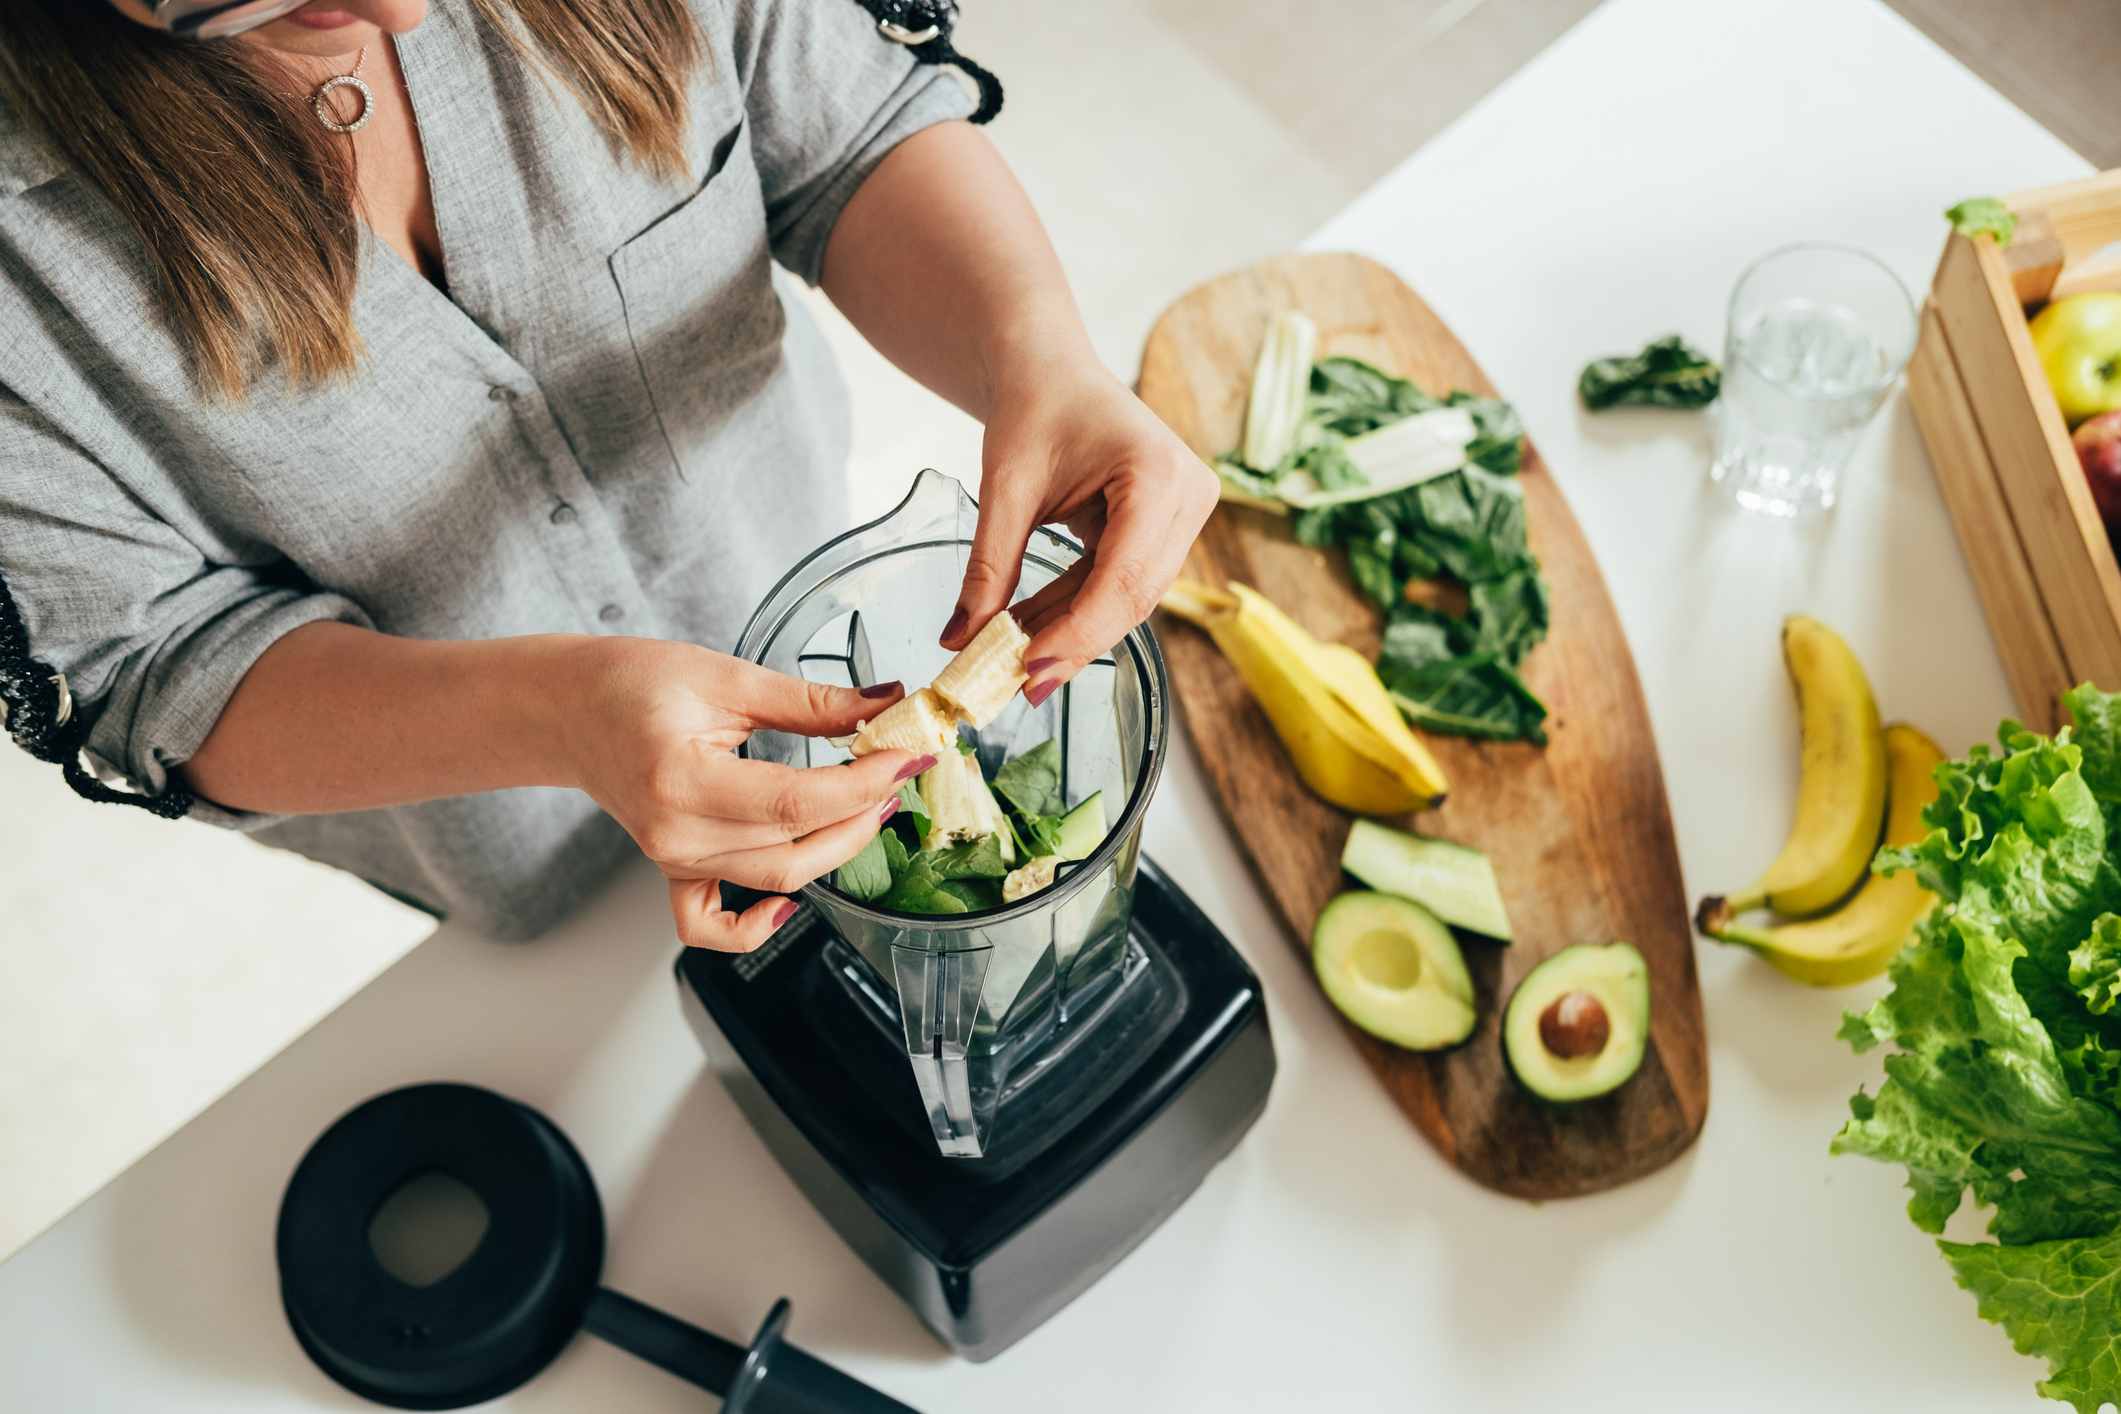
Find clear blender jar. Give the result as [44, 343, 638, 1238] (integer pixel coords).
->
[734, 471, 1169, 1159]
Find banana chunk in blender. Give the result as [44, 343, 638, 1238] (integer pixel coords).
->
[850, 611, 1031, 756]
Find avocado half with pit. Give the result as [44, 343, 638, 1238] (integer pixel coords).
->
[1312, 891, 1476, 1050]
[1502, 942, 1649, 1102]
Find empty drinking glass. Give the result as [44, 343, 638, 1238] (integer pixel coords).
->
[1710, 243, 1916, 517]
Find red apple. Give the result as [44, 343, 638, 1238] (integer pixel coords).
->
[2075, 409, 2121, 536]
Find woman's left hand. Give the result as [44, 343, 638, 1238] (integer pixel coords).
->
[943, 348, 1218, 703]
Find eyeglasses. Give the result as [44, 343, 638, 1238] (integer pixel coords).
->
[149, 0, 317, 40]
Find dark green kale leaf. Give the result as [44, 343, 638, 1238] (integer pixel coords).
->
[1305, 356, 1440, 435]
[1468, 569, 1551, 668]
[1381, 652, 1548, 745]
[1445, 391, 1526, 474]
[1577, 335, 1722, 411]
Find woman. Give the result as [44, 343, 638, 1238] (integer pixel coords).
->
[0, 0, 1214, 947]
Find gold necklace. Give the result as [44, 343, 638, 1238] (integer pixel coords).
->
[311, 45, 373, 135]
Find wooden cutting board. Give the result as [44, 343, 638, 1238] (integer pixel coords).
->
[1140, 254, 1707, 1199]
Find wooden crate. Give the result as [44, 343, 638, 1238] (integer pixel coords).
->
[1908, 170, 2121, 733]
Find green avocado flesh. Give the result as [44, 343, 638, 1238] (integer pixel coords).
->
[1502, 941, 1649, 1103]
[1339, 819, 1512, 940]
[1312, 891, 1476, 1050]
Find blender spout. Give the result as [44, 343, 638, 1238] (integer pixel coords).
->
[890, 940, 993, 1158]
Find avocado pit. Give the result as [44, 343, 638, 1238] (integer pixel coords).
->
[1538, 990, 1610, 1059]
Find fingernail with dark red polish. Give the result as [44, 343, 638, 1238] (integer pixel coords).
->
[940, 605, 969, 644]
[1025, 677, 1059, 708]
[878, 797, 900, 824]
[1025, 657, 1061, 676]
[895, 753, 938, 783]
[769, 898, 799, 930]
[860, 680, 903, 699]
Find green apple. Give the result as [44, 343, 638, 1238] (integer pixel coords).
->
[2031, 291, 2121, 426]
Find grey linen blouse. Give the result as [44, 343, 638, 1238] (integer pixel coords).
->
[0, 0, 973, 938]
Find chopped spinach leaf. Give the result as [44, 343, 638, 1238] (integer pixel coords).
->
[835, 830, 894, 902]
[919, 833, 1010, 880]
[993, 738, 1064, 818]
[938, 877, 1006, 911]
[880, 857, 969, 916]
[1578, 335, 1721, 411]
[1009, 810, 1064, 859]
[895, 781, 930, 841]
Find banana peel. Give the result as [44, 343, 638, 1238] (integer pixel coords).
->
[1161, 579, 1447, 815]
[1698, 722, 1944, 986]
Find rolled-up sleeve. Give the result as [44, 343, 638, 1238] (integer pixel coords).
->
[0, 387, 370, 823]
[735, 0, 975, 284]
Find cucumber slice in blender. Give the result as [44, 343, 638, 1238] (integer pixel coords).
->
[1056, 792, 1106, 861]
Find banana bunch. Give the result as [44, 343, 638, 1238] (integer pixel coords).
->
[850, 611, 1032, 757]
[1694, 616, 1943, 986]
[1161, 579, 1448, 815]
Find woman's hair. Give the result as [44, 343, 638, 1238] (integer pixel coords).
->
[0, 1, 702, 396]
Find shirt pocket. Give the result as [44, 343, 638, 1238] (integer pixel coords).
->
[608, 120, 785, 481]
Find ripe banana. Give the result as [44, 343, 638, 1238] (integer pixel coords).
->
[850, 610, 1031, 757]
[1698, 723, 1943, 985]
[1708, 615, 1887, 919]
[1161, 578, 1448, 816]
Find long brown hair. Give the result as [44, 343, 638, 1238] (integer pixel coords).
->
[0, 0, 702, 396]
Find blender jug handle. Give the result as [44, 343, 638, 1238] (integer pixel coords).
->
[889, 940, 993, 1158]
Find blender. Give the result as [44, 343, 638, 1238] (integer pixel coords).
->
[676, 471, 1276, 1360]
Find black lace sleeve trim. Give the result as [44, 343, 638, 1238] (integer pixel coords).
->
[0, 565, 195, 820]
[856, 0, 1004, 124]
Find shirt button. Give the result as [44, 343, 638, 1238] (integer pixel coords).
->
[488, 385, 517, 402]
[550, 503, 577, 525]
[599, 604, 624, 624]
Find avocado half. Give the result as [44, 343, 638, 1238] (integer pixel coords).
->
[1502, 942, 1650, 1103]
[1312, 891, 1476, 1050]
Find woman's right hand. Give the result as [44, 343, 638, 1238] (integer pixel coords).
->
[547, 637, 931, 952]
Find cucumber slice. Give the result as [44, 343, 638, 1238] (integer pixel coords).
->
[1056, 792, 1107, 861]
[1339, 819, 1512, 940]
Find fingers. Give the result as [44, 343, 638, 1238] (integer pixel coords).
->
[725, 659, 905, 738]
[705, 796, 901, 897]
[1008, 557, 1092, 641]
[637, 749, 930, 860]
[944, 478, 1042, 650]
[667, 877, 798, 952]
[1022, 464, 1215, 701]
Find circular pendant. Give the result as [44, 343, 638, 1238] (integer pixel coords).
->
[313, 74, 374, 135]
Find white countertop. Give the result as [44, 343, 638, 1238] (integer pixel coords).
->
[0, 0, 2099, 1409]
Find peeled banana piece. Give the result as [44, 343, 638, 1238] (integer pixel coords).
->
[849, 610, 1031, 758]
[1698, 723, 1943, 986]
[1712, 615, 1887, 919]
[850, 686, 959, 758]
[1161, 578, 1448, 816]
[932, 611, 1032, 728]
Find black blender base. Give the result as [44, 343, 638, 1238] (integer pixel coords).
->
[675, 857, 1275, 1362]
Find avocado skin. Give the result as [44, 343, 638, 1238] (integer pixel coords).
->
[1502, 942, 1650, 1104]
